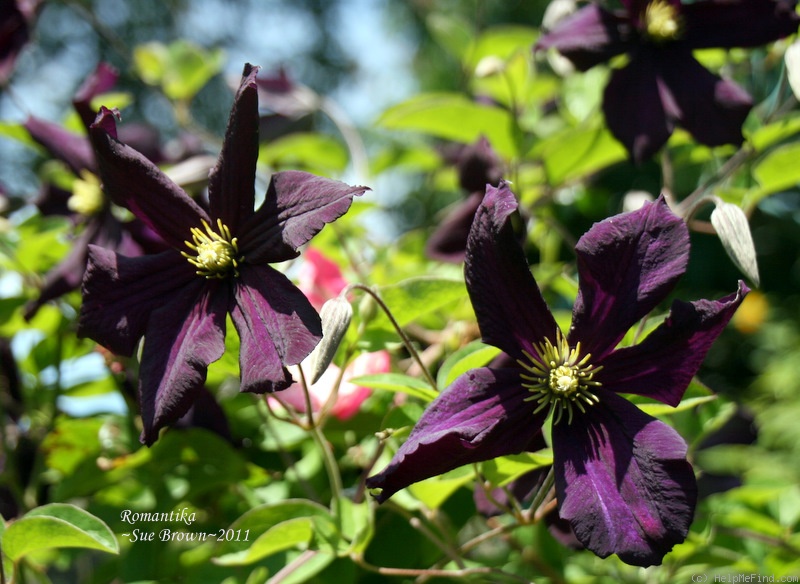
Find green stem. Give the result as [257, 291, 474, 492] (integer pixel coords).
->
[346, 283, 438, 391]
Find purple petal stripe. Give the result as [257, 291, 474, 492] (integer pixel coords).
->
[138, 283, 228, 445]
[208, 63, 260, 232]
[535, 4, 632, 71]
[598, 281, 748, 405]
[24, 116, 96, 176]
[367, 366, 547, 503]
[238, 171, 368, 264]
[658, 52, 752, 149]
[78, 246, 196, 356]
[230, 264, 322, 393]
[569, 196, 689, 359]
[601, 51, 674, 164]
[89, 107, 210, 250]
[465, 182, 558, 359]
[553, 390, 697, 567]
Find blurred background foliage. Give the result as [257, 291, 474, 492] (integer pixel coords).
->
[2, 0, 800, 582]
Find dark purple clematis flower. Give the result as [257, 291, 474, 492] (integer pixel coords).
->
[23, 62, 168, 320]
[78, 64, 368, 445]
[0, 0, 41, 84]
[367, 182, 748, 566]
[535, 0, 800, 163]
[426, 136, 505, 263]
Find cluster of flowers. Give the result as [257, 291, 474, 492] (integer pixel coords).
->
[10, 0, 799, 570]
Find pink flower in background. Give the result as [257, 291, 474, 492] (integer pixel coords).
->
[298, 248, 349, 310]
[274, 351, 391, 421]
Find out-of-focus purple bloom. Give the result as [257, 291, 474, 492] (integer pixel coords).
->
[426, 136, 505, 263]
[22, 62, 168, 320]
[535, 0, 800, 163]
[368, 182, 748, 566]
[0, 0, 41, 84]
[78, 64, 368, 445]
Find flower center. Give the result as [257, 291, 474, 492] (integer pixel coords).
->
[67, 170, 105, 216]
[518, 330, 602, 425]
[181, 218, 242, 279]
[644, 0, 682, 42]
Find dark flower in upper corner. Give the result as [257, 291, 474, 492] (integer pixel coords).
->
[22, 62, 168, 320]
[367, 182, 748, 566]
[78, 63, 369, 445]
[535, 0, 800, 163]
[0, 0, 42, 84]
[426, 136, 505, 263]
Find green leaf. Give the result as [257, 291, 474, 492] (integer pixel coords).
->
[748, 113, 800, 152]
[750, 141, 800, 203]
[426, 13, 473, 60]
[637, 395, 718, 417]
[260, 133, 348, 175]
[217, 500, 338, 558]
[437, 341, 501, 388]
[2, 503, 118, 561]
[212, 517, 314, 566]
[133, 40, 224, 101]
[372, 276, 467, 331]
[480, 451, 553, 487]
[350, 373, 438, 402]
[409, 466, 475, 509]
[535, 124, 627, 185]
[378, 92, 518, 157]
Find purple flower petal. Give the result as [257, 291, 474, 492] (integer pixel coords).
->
[88, 107, 209, 250]
[208, 64, 260, 232]
[238, 170, 368, 263]
[465, 182, 558, 359]
[73, 62, 119, 129]
[683, 0, 800, 49]
[367, 367, 547, 503]
[569, 196, 689, 359]
[535, 4, 632, 71]
[138, 283, 228, 445]
[24, 116, 96, 175]
[598, 281, 748, 405]
[78, 246, 196, 356]
[230, 265, 322, 393]
[0, 0, 39, 84]
[553, 390, 697, 566]
[658, 53, 752, 148]
[425, 192, 483, 263]
[24, 213, 124, 320]
[601, 51, 674, 164]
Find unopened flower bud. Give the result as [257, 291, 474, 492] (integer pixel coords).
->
[307, 294, 353, 384]
[474, 56, 506, 78]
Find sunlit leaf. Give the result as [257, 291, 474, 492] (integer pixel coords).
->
[2, 503, 118, 561]
[480, 451, 553, 487]
[260, 133, 348, 175]
[751, 142, 800, 203]
[534, 124, 627, 185]
[437, 340, 501, 388]
[371, 276, 467, 331]
[408, 466, 475, 509]
[378, 92, 518, 157]
[350, 373, 438, 401]
[212, 517, 314, 566]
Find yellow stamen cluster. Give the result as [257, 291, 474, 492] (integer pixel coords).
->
[644, 0, 683, 42]
[67, 170, 105, 216]
[181, 218, 241, 279]
[519, 330, 602, 425]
